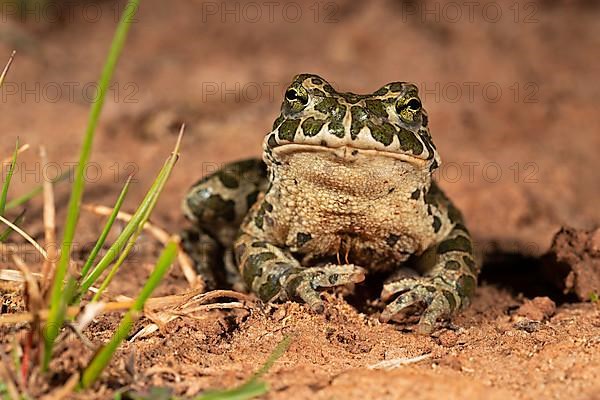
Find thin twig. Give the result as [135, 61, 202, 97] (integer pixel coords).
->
[0, 215, 48, 260]
[0, 268, 42, 282]
[0, 50, 16, 89]
[368, 353, 432, 370]
[40, 146, 58, 299]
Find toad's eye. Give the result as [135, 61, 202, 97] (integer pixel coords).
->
[284, 85, 309, 112]
[406, 98, 422, 112]
[396, 96, 422, 123]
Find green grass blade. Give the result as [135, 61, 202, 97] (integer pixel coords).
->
[0, 138, 20, 216]
[77, 166, 165, 297]
[248, 335, 291, 381]
[79, 176, 132, 279]
[78, 131, 182, 299]
[5, 169, 70, 211]
[91, 234, 138, 302]
[195, 381, 268, 400]
[43, 0, 141, 371]
[91, 155, 176, 301]
[80, 239, 179, 389]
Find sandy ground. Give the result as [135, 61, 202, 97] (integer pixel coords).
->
[0, 0, 599, 398]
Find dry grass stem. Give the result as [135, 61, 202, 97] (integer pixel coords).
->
[40, 146, 58, 298]
[0, 215, 48, 260]
[1, 143, 30, 165]
[0, 289, 252, 325]
[368, 353, 432, 370]
[0, 268, 42, 283]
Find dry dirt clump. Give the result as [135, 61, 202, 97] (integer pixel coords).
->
[543, 227, 600, 301]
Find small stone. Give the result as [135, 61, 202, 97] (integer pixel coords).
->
[516, 296, 556, 321]
[437, 330, 458, 347]
[514, 319, 541, 333]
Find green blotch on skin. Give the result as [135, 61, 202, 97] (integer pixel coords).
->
[365, 99, 387, 118]
[294, 74, 313, 83]
[255, 200, 272, 230]
[264, 201, 273, 212]
[432, 216, 442, 233]
[323, 84, 335, 93]
[329, 121, 345, 138]
[315, 97, 335, 114]
[462, 255, 477, 274]
[373, 87, 389, 96]
[311, 77, 323, 85]
[328, 274, 340, 285]
[442, 289, 458, 311]
[368, 121, 395, 146]
[429, 159, 439, 172]
[312, 88, 326, 98]
[350, 106, 367, 139]
[301, 117, 326, 137]
[259, 263, 294, 301]
[457, 274, 477, 300]
[272, 114, 285, 130]
[199, 195, 235, 222]
[448, 203, 463, 224]
[246, 190, 259, 209]
[216, 170, 239, 189]
[410, 189, 420, 200]
[397, 127, 424, 155]
[389, 82, 404, 92]
[243, 252, 276, 286]
[340, 92, 363, 104]
[278, 119, 301, 141]
[438, 235, 472, 254]
[316, 97, 346, 122]
[296, 232, 312, 247]
[267, 134, 279, 148]
[254, 209, 265, 229]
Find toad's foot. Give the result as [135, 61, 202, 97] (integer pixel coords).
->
[379, 276, 462, 335]
[284, 263, 366, 312]
[235, 232, 365, 312]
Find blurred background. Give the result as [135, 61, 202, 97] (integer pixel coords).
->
[0, 0, 598, 255]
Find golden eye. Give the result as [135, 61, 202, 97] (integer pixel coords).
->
[284, 85, 309, 112]
[396, 96, 422, 123]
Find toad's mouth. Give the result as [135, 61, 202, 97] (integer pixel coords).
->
[271, 143, 429, 166]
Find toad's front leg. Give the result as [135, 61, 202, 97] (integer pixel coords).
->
[235, 232, 365, 312]
[380, 220, 479, 335]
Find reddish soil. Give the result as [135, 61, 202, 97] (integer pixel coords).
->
[1, 0, 599, 399]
